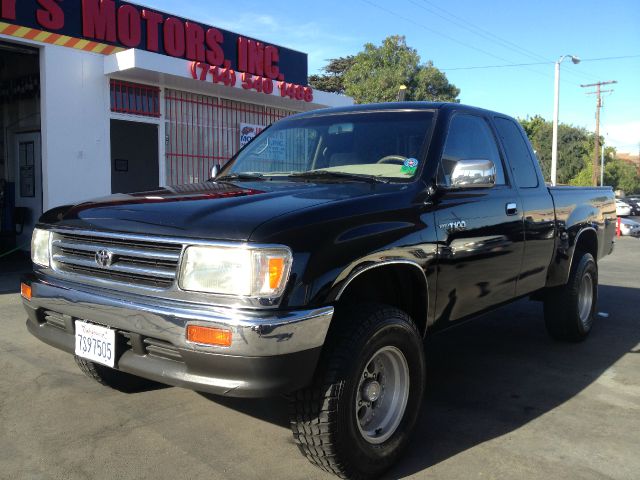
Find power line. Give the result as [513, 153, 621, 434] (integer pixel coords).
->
[441, 54, 640, 71]
[581, 54, 640, 62]
[360, 0, 516, 63]
[411, 0, 549, 62]
[358, 0, 581, 86]
[442, 61, 552, 71]
[409, 0, 602, 82]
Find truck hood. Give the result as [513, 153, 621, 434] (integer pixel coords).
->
[49, 180, 387, 241]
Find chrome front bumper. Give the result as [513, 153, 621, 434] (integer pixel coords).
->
[23, 274, 333, 397]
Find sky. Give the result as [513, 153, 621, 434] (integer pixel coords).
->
[144, 0, 639, 153]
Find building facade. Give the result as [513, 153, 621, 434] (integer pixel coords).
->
[0, 0, 352, 249]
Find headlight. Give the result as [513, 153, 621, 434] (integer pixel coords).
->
[31, 228, 51, 267]
[179, 246, 292, 297]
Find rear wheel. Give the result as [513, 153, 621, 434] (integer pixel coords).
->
[289, 304, 426, 479]
[544, 251, 598, 342]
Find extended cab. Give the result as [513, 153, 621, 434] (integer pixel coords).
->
[23, 103, 616, 479]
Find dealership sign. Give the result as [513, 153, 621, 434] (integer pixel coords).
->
[239, 123, 285, 157]
[0, 0, 308, 85]
[239, 123, 264, 148]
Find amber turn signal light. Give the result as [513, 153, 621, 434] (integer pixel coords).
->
[20, 283, 32, 301]
[186, 325, 232, 347]
[268, 257, 285, 290]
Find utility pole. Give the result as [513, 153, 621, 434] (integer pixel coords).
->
[600, 144, 605, 186]
[581, 80, 617, 186]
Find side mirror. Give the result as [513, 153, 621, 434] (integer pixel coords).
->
[210, 164, 220, 180]
[448, 159, 496, 189]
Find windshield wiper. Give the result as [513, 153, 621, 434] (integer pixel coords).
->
[216, 172, 266, 181]
[288, 170, 389, 184]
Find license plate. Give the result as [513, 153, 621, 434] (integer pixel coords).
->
[75, 321, 116, 368]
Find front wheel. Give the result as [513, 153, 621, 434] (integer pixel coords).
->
[289, 304, 426, 479]
[544, 251, 598, 342]
[74, 356, 160, 392]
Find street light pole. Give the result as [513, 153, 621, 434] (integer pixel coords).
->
[551, 55, 580, 186]
[551, 62, 561, 186]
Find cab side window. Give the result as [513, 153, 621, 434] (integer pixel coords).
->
[494, 117, 539, 188]
[439, 114, 506, 186]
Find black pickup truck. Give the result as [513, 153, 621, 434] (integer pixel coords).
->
[23, 102, 616, 479]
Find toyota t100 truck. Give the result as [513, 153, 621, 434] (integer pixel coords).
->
[22, 102, 616, 479]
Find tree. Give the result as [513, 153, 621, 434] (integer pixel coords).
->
[310, 36, 459, 103]
[604, 158, 640, 193]
[411, 61, 461, 103]
[519, 115, 594, 184]
[518, 115, 640, 190]
[564, 146, 640, 192]
[308, 56, 354, 94]
[569, 161, 593, 187]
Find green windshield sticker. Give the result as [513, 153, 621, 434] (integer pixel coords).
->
[401, 157, 419, 174]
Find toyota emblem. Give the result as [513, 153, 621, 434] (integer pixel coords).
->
[95, 249, 114, 268]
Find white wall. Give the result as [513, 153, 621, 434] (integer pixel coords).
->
[40, 45, 110, 211]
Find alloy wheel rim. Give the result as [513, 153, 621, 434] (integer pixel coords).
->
[355, 346, 410, 444]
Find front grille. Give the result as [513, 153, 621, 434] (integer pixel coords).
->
[51, 232, 182, 289]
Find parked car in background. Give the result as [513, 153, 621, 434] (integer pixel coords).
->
[616, 199, 632, 217]
[624, 196, 640, 216]
[620, 217, 640, 237]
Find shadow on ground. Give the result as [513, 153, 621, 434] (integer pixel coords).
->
[387, 283, 639, 477]
[200, 393, 291, 429]
[194, 283, 639, 478]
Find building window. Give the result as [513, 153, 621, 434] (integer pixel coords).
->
[164, 89, 295, 185]
[110, 80, 160, 117]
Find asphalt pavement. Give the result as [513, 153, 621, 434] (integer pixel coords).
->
[0, 236, 638, 480]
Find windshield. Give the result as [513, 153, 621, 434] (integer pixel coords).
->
[221, 111, 435, 181]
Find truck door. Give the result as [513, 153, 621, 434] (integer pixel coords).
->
[433, 113, 524, 322]
[493, 116, 556, 296]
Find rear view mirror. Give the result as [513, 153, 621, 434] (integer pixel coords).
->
[328, 123, 354, 135]
[449, 159, 496, 189]
[210, 164, 220, 179]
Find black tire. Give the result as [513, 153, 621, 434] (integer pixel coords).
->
[74, 356, 159, 393]
[289, 304, 426, 479]
[544, 251, 598, 342]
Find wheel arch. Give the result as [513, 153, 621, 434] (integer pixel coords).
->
[332, 261, 429, 337]
[573, 227, 598, 258]
[546, 225, 599, 288]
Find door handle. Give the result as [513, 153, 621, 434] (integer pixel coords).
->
[506, 202, 518, 216]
